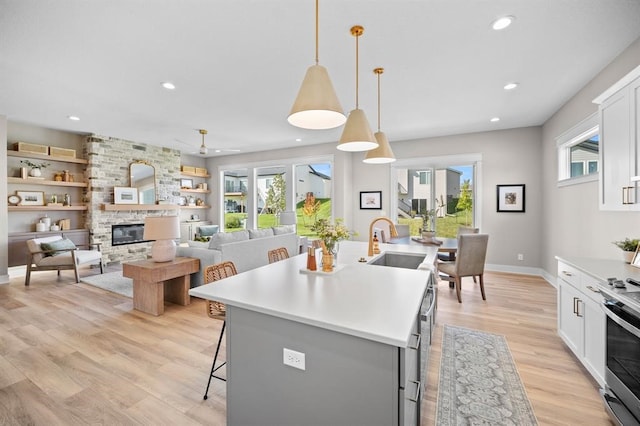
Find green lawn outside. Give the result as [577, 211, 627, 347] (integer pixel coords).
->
[399, 211, 473, 239]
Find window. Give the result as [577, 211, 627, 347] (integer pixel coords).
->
[393, 156, 480, 239]
[557, 113, 599, 186]
[219, 157, 333, 235]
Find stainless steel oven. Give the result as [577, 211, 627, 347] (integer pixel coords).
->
[602, 295, 640, 426]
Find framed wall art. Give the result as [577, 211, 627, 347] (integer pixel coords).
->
[360, 191, 382, 210]
[16, 190, 44, 206]
[114, 186, 139, 204]
[496, 184, 525, 212]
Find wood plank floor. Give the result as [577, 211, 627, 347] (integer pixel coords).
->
[0, 267, 614, 425]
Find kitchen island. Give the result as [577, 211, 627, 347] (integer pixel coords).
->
[189, 240, 438, 425]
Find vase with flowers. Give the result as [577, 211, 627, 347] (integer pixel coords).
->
[419, 209, 436, 241]
[311, 218, 355, 271]
[20, 160, 50, 177]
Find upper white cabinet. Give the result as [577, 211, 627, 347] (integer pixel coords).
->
[594, 65, 640, 210]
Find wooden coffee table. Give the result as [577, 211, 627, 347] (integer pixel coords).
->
[123, 257, 200, 316]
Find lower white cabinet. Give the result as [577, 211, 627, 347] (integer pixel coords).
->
[557, 260, 605, 386]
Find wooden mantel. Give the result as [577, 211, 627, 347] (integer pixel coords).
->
[101, 204, 181, 211]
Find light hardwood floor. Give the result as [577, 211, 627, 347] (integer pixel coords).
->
[0, 267, 614, 425]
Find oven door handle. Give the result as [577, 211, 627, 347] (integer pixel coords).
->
[603, 300, 640, 339]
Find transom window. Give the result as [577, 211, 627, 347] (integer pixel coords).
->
[557, 113, 599, 186]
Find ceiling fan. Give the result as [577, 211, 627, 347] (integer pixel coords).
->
[198, 129, 208, 155]
[173, 129, 241, 156]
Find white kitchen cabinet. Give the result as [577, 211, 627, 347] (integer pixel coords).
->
[558, 278, 583, 354]
[557, 260, 605, 387]
[594, 65, 640, 211]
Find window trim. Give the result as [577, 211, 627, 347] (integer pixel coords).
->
[556, 112, 599, 187]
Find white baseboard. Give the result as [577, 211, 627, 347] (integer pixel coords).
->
[8, 265, 27, 278]
[0, 274, 10, 285]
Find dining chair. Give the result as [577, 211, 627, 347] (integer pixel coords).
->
[268, 247, 290, 264]
[25, 235, 103, 286]
[438, 233, 489, 303]
[438, 225, 478, 262]
[202, 260, 238, 400]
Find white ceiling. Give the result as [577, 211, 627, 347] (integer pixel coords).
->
[1, 0, 640, 157]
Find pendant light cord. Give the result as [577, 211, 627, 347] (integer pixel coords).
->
[377, 71, 381, 132]
[355, 33, 359, 108]
[315, 0, 319, 65]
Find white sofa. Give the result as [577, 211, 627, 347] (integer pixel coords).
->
[176, 226, 299, 287]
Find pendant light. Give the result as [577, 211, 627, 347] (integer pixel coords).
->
[288, 0, 346, 130]
[199, 129, 208, 155]
[364, 67, 396, 164]
[338, 25, 378, 152]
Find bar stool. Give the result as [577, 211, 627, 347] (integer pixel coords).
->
[268, 247, 290, 263]
[202, 261, 238, 400]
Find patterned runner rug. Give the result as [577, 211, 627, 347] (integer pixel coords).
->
[437, 324, 538, 425]
[80, 271, 133, 298]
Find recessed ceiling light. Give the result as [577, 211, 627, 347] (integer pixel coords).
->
[295, 138, 302, 142]
[504, 82, 519, 90]
[67, 115, 80, 121]
[161, 82, 176, 90]
[490, 117, 500, 122]
[492, 16, 515, 30]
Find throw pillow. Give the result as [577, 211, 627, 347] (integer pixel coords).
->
[208, 230, 249, 250]
[249, 228, 274, 239]
[272, 225, 296, 235]
[187, 240, 210, 248]
[198, 225, 219, 237]
[40, 238, 76, 256]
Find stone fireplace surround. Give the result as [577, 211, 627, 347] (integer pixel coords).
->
[85, 135, 182, 265]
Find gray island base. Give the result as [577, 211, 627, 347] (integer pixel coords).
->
[190, 240, 437, 425]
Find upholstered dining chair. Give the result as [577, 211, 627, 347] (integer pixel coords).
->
[268, 247, 290, 264]
[202, 260, 238, 400]
[25, 235, 103, 286]
[438, 233, 489, 303]
[438, 225, 479, 262]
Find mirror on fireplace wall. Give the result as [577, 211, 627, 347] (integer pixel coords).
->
[130, 161, 156, 204]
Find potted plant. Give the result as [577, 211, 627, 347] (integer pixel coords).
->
[613, 238, 640, 263]
[20, 160, 50, 177]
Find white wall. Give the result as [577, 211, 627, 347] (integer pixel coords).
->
[542, 37, 640, 275]
[0, 115, 8, 284]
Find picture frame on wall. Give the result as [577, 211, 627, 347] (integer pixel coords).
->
[114, 186, 139, 204]
[360, 191, 382, 210]
[16, 190, 44, 206]
[496, 184, 525, 212]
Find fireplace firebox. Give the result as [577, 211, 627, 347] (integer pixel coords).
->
[111, 223, 150, 246]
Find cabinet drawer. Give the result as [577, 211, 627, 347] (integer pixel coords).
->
[557, 261, 580, 287]
[581, 274, 604, 303]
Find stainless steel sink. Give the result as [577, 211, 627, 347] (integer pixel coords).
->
[367, 252, 426, 269]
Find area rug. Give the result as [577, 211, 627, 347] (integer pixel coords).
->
[436, 325, 538, 425]
[80, 271, 133, 298]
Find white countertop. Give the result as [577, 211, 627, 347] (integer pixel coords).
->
[190, 241, 438, 347]
[555, 256, 640, 282]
